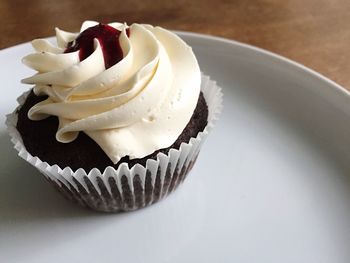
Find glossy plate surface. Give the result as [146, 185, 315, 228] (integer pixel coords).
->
[0, 32, 349, 262]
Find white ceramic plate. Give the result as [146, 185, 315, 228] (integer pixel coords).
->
[1, 32, 349, 263]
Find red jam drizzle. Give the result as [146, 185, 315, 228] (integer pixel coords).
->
[65, 23, 129, 69]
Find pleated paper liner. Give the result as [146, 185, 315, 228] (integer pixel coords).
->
[6, 74, 223, 212]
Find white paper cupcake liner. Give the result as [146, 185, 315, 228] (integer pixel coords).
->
[6, 74, 223, 212]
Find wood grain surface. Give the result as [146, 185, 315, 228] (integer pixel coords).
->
[1, 0, 350, 90]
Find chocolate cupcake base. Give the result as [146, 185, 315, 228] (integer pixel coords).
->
[16, 91, 208, 171]
[6, 75, 223, 212]
[47, 154, 198, 212]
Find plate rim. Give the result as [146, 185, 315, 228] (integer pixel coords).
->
[175, 30, 350, 98]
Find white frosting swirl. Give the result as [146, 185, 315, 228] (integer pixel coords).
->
[22, 21, 201, 164]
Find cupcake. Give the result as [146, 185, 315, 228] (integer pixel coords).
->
[6, 21, 222, 212]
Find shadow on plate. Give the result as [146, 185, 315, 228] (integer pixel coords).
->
[0, 130, 114, 224]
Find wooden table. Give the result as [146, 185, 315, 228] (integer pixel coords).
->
[1, 0, 350, 90]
